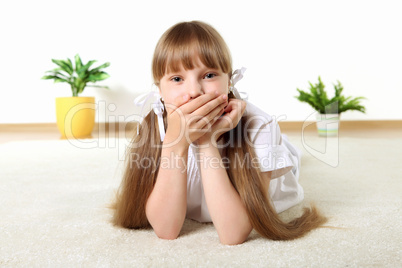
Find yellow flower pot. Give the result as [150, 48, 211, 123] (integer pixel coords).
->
[56, 97, 95, 139]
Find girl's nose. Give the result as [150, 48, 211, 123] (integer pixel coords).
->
[188, 80, 203, 99]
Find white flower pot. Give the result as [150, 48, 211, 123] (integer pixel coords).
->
[316, 113, 340, 137]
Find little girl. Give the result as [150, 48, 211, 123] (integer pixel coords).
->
[113, 21, 326, 245]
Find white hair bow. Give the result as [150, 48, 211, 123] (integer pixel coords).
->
[229, 67, 248, 100]
[133, 91, 165, 142]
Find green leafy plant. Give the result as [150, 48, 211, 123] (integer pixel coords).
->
[42, 54, 110, 97]
[295, 76, 366, 114]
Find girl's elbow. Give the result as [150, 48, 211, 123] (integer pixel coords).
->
[154, 227, 180, 240]
[152, 222, 182, 240]
[218, 228, 251, 245]
[219, 234, 248, 246]
[146, 206, 184, 240]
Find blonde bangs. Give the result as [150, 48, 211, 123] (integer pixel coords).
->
[152, 21, 232, 85]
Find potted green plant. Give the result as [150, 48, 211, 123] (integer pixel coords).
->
[42, 54, 110, 138]
[295, 76, 366, 136]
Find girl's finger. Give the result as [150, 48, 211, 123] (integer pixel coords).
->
[202, 103, 226, 127]
[181, 92, 223, 114]
[195, 101, 226, 129]
[165, 94, 190, 114]
[192, 94, 227, 117]
[221, 99, 246, 126]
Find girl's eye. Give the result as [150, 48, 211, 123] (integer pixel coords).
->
[171, 77, 182, 82]
[204, 73, 216, 79]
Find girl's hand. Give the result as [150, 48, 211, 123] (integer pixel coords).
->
[163, 92, 228, 150]
[196, 98, 247, 146]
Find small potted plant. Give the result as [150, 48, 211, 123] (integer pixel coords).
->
[42, 54, 110, 138]
[295, 76, 366, 136]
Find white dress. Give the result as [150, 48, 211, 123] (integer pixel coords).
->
[185, 101, 304, 222]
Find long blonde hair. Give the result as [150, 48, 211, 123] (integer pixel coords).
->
[113, 21, 326, 239]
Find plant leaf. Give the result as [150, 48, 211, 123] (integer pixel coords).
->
[88, 72, 110, 82]
[42, 75, 58, 80]
[42, 75, 72, 84]
[74, 54, 83, 71]
[54, 78, 70, 83]
[88, 62, 110, 74]
[51, 59, 73, 75]
[77, 60, 97, 76]
[67, 58, 73, 73]
[296, 77, 366, 114]
[44, 71, 70, 80]
[44, 55, 111, 96]
[86, 84, 109, 89]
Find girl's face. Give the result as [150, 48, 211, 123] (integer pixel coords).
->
[159, 58, 230, 105]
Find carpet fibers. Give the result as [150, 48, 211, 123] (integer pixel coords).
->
[0, 135, 401, 267]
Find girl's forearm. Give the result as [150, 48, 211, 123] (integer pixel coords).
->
[198, 145, 252, 245]
[145, 143, 188, 240]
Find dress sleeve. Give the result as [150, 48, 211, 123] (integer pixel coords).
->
[249, 118, 297, 179]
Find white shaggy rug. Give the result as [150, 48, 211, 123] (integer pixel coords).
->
[0, 135, 401, 267]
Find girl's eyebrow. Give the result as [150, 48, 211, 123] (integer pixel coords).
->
[164, 72, 181, 78]
[204, 67, 222, 72]
[165, 68, 185, 75]
[164, 67, 221, 77]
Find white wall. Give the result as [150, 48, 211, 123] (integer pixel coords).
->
[1, 0, 401, 123]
